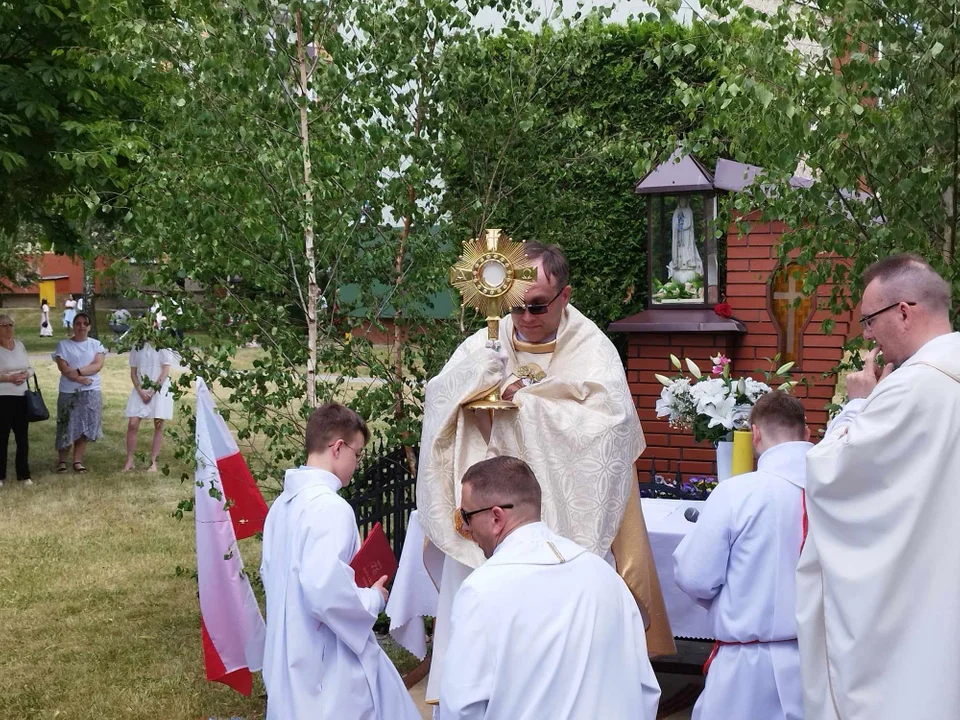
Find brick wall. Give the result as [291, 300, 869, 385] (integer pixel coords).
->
[626, 213, 856, 480]
[1, 253, 107, 301]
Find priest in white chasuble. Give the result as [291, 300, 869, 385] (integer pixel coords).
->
[798, 254, 960, 720]
[417, 241, 674, 704]
[437, 457, 661, 720]
[673, 391, 811, 720]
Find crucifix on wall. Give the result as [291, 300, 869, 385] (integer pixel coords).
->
[769, 263, 816, 366]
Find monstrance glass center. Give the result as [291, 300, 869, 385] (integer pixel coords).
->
[480, 259, 507, 290]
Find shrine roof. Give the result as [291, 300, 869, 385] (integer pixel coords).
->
[608, 308, 747, 334]
[635, 149, 715, 195]
[713, 158, 815, 192]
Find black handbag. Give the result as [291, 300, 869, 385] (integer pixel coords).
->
[25, 375, 50, 422]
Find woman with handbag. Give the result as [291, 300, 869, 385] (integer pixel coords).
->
[0, 314, 34, 486]
[52, 312, 106, 474]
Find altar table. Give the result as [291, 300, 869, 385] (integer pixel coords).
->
[385, 499, 714, 659]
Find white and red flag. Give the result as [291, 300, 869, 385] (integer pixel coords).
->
[195, 377, 269, 695]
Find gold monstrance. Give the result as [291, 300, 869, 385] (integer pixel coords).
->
[450, 228, 537, 411]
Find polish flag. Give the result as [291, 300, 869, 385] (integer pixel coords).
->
[195, 377, 269, 695]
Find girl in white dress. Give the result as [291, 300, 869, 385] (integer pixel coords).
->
[40, 299, 53, 337]
[123, 342, 175, 472]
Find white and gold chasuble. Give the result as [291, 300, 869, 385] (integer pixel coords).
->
[417, 306, 674, 703]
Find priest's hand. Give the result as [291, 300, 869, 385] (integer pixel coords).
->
[373, 575, 390, 607]
[502, 379, 524, 402]
[481, 342, 509, 382]
[846, 347, 894, 399]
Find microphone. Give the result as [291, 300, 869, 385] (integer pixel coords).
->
[684, 507, 700, 523]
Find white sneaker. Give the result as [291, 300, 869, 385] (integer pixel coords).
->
[20, 479, 33, 486]
[0, 480, 4, 488]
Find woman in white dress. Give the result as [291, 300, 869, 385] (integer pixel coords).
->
[40, 298, 53, 337]
[123, 342, 175, 472]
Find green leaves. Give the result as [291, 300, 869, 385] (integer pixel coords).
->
[657, 0, 960, 331]
[441, 19, 715, 330]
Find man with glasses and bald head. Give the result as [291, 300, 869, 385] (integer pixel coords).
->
[417, 241, 673, 707]
[437, 456, 660, 720]
[797, 253, 960, 720]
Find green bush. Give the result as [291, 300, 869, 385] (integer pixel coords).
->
[441, 19, 718, 335]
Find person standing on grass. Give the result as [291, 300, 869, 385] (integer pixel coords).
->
[63, 295, 77, 329]
[52, 312, 105, 474]
[123, 342, 174, 472]
[0, 314, 35, 487]
[40, 298, 53, 337]
[260, 403, 420, 720]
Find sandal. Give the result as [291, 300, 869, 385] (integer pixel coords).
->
[73, 462, 88, 474]
[56, 462, 68, 473]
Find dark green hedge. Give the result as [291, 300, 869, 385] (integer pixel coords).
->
[441, 18, 717, 334]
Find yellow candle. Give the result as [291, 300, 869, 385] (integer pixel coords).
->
[731, 429, 755, 476]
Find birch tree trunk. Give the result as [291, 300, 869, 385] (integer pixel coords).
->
[296, 9, 318, 409]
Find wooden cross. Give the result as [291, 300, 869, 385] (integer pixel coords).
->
[773, 274, 803, 354]
[769, 265, 814, 365]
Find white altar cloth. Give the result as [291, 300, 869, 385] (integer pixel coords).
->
[386, 500, 713, 659]
[640, 498, 712, 640]
[385, 511, 443, 660]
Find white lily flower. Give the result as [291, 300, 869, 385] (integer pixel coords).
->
[704, 395, 738, 429]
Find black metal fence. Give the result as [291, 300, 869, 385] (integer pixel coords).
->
[345, 448, 712, 561]
[343, 440, 419, 560]
[637, 459, 715, 501]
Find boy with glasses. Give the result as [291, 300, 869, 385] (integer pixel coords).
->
[260, 402, 419, 720]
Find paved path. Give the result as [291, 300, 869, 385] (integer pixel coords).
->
[29, 351, 383, 385]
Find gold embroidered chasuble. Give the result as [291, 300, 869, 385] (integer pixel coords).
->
[417, 305, 675, 657]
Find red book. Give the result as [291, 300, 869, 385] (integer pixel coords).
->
[350, 522, 398, 589]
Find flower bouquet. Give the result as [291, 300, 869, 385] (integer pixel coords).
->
[655, 354, 797, 445]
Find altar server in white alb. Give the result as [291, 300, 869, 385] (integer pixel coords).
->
[798, 254, 960, 720]
[260, 403, 420, 720]
[674, 391, 811, 720]
[438, 456, 661, 720]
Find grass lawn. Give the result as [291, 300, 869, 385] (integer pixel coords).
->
[1, 350, 422, 719]
[0, 356, 269, 719]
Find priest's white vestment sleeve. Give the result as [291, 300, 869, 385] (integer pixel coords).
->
[797, 332, 960, 720]
[261, 467, 420, 720]
[437, 523, 660, 720]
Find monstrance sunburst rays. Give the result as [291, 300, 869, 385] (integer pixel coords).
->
[448, 228, 537, 413]
[449, 228, 537, 323]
